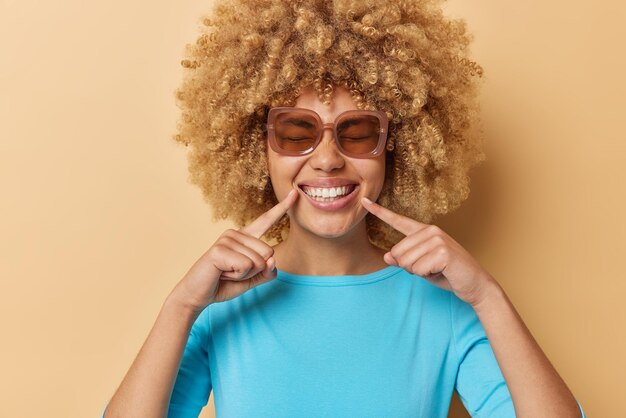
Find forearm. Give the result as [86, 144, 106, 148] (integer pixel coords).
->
[472, 276, 581, 418]
[104, 294, 201, 418]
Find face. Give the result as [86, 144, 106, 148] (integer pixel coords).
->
[266, 85, 386, 238]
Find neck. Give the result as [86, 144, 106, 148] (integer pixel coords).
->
[272, 218, 388, 276]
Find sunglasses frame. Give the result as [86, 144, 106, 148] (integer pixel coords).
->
[265, 107, 389, 159]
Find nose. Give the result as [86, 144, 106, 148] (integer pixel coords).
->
[308, 127, 345, 172]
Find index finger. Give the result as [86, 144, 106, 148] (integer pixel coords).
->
[240, 188, 299, 239]
[360, 196, 426, 236]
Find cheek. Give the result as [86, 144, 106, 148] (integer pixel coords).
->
[267, 151, 305, 189]
[266, 147, 283, 178]
[356, 158, 386, 187]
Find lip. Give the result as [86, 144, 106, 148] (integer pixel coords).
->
[297, 178, 359, 188]
[297, 184, 361, 211]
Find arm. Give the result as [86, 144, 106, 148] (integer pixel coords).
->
[353, 198, 586, 416]
[471, 275, 583, 418]
[101, 193, 296, 417]
[103, 294, 202, 418]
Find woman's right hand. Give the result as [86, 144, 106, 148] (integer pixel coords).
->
[169, 188, 299, 312]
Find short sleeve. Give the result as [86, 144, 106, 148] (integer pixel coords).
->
[168, 305, 213, 418]
[450, 293, 588, 418]
[450, 293, 516, 418]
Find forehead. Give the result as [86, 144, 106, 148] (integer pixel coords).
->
[293, 85, 358, 122]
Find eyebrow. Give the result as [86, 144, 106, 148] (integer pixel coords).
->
[337, 118, 366, 130]
[282, 118, 316, 129]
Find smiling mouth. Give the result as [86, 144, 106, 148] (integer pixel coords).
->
[297, 184, 358, 202]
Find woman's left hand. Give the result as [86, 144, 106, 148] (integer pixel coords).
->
[361, 197, 498, 307]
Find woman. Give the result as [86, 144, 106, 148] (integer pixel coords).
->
[102, 0, 586, 416]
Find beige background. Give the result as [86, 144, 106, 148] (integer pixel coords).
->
[1, 0, 623, 416]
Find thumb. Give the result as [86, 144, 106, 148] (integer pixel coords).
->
[247, 257, 278, 290]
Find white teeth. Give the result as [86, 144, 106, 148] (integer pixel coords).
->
[301, 185, 354, 198]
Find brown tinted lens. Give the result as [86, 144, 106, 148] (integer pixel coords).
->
[336, 114, 380, 155]
[274, 111, 319, 152]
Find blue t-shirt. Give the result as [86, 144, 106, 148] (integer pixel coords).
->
[101, 265, 586, 417]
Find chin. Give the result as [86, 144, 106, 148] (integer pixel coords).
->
[310, 229, 350, 239]
[301, 217, 360, 239]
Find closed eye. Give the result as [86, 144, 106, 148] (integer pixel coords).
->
[341, 136, 370, 140]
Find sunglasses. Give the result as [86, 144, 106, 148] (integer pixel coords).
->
[265, 107, 389, 159]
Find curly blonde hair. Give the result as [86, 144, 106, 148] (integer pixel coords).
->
[172, 0, 486, 250]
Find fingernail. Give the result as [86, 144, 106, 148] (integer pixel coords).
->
[268, 257, 276, 272]
[362, 197, 372, 204]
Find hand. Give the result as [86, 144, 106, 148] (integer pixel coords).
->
[170, 189, 299, 312]
[361, 197, 497, 307]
